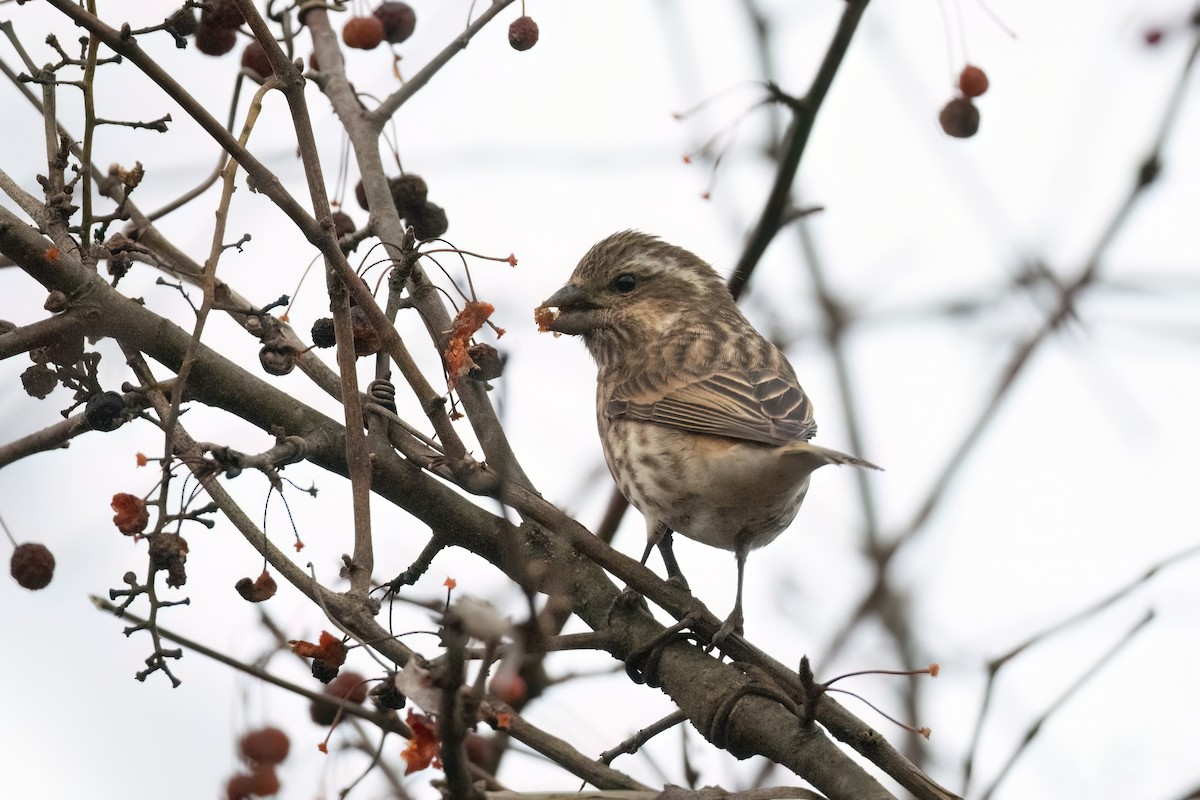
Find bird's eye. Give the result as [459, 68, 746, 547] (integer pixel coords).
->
[613, 274, 637, 294]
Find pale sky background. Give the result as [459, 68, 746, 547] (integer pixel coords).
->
[1, 1, 1198, 799]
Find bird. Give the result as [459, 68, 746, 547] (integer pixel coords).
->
[537, 231, 879, 648]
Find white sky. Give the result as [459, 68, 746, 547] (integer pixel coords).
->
[1, 1, 1198, 799]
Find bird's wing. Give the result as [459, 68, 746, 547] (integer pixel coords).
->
[607, 367, 817, 447]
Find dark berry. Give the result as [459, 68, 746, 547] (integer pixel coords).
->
[332, 210, 356, 238]
[938, 97, 980, 138]
[389, 173, 428, 218]
[11, 542, 55, 590]
[350, 305, 381, 357]
[85, 391, 126, 431]
[343, 15, 385, 50]
[311, 317, 336, 348]
[201, 0, 244, 30]
[370, 672, 406, 709]
[508, 16, 539, 51]
[312, 658, 339, 683]
[20, 364, 57, 399]
[168, 7, 198, 37]
[194, 21, 237, 56]
[467, 343, 503, 381]
[241, 41, 272, 80]
[354, 179, 369, 211]
[409, 202, 448, 240]
[374, 2, 416, 44]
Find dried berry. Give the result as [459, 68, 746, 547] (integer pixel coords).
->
[343, 15, 385, 50]
[312, 658, 340, 683]
[409, 202, 448, 240]
[201, 0, 244, 30]
[148, 533, 188, 588]
[354, 179, 370, 211]
[350, 305, 381, 357]
[332, 210, 356, 238]
[240, 726, 290, 765]
[958, 65, 989, 99]
[508, 16, 539, 51]
[241, 41, 272, 80]
[20, 364, 57, 399]
[259, 340, 297, 375]
[246, 766, 280, 796]
[225, 773, 255, 800]
[112, 493, 150, 535]
[938, 97, 980, 138]
[370, 673, 406, 710]
[194, 21, 237, 56]
[389, 173, 428, 218]
[467, 343, 503, 381]
[168, 7, 198, 37]
[374, 2, 417, 44]
[10, 542, 55, 590]
[85, 391, 126, 431]
[235, 569, 277, 602]
[310, 317, 336, 348]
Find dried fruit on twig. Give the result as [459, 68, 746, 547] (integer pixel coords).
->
[20, 364, 57, 399]
[508, 16, 539, 51]
[444, 301, 495, 390]
[343, 15, 386, 50]
[235, 569, 278, 602]
[389, 174, 428, 218]
[409, 202, 448, 240]
[201, 0, 245, 30]
[240, 727, 290, 765]
[85, 391, 126, 431]
[241, 41, 273, 80]
[10, 542, 55, 590]
[194, 21, 237, 56]
[148, 533, 189, 588]
[374, 2, 417, 44]
[332, 211, 356, 238]
[112, 493, 150, 535]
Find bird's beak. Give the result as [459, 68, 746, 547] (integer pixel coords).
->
[536, 283, 601, 336]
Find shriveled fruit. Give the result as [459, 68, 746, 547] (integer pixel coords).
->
[241, 41, 272, 79]
[11, 542, 55, 590]
[508, 16, 539, 51]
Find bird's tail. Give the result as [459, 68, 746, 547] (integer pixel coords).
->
[779, 442, 882, 472]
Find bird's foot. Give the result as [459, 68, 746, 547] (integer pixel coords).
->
[705, 608, 745, 656]
[624, 611, 706, 687]
[664, 573, 690, 593]
[608, 585, 650, 625]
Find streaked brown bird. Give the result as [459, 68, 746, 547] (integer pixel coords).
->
[538, 231, 879, 646]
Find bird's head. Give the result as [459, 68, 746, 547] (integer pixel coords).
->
[537, 231, 736, 367]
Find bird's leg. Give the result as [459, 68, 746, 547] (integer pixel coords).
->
[657, 527, 696, 592]
[709, 551, 747, 652]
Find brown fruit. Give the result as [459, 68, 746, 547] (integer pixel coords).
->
[168, 7, 198, 37]
[409, 202, 448, 240]
[241, 41, 272, 80]
[201, 0, 245, 30]
[958, 65, 989, 99]
[194, 21, 237, 56]
[240, 726, 290, 765]
[389, 173, 429, 217]
[343, 15, 386, 50]
[332, 210, 356, 238]
[325, 671, 369, 704]
[374, 2, 417, 44]
[938, 97, 980, 138]
[508, 16, 539, 51]
[10, 542, 55, 590]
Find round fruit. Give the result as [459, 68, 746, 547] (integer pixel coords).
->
[958, 65, 989, 99]
[938, 97, 980, 138]
[374, 2, 417, 44]
[11, 542, 55, 590]
[241, 41, 272, 80]
[410, 202, 448, 240]
[332, 211, 356, 238]
[508, 16, 539, 51]
[201, 0, 245, 30]
[343, 15, 386, 50]
[194, 21, 237, 56]
[389, 173, 428, 218]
